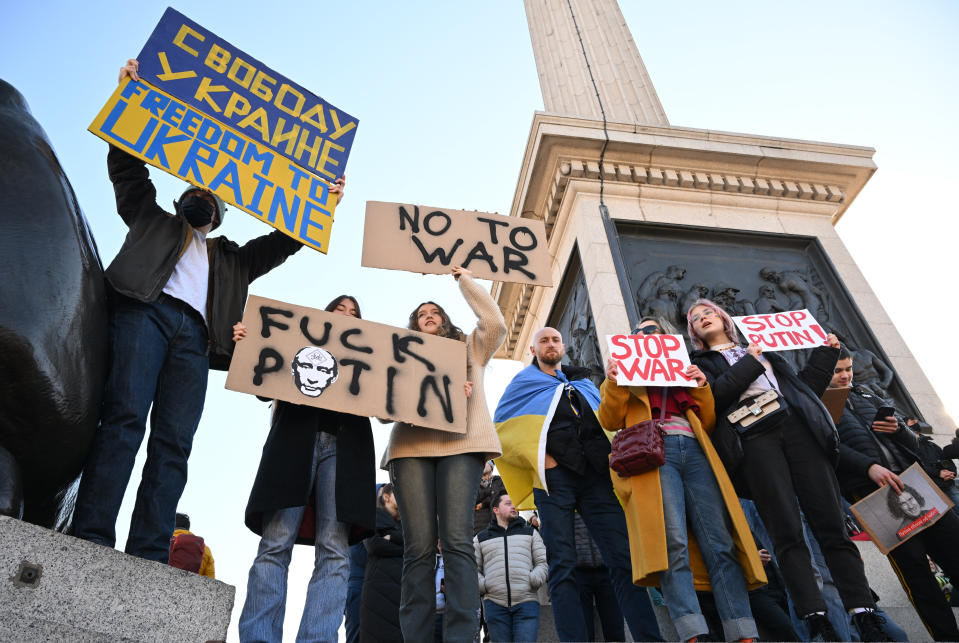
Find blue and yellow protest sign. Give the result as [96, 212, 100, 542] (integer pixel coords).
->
[90, 78, 336, 252]
[136, 7, 357, 182]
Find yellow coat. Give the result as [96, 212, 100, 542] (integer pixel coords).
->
[597, 381, 766, 591]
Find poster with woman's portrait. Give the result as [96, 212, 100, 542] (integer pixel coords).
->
[850, 463, 954, 554]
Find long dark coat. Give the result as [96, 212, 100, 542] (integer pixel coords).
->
[360, 508, 404, 643]
[244, 401, 376, 545]
[690, 345, 840, 489]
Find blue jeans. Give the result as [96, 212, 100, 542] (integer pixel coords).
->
[659, 435, 757, 642]
[484, 599, 539, 642]
[533, 465, 662, 642]
[238, 431, 349, 643]
[73, 294, 208, 562]
[389, 454, 485, 643]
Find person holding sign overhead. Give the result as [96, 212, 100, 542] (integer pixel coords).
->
[72, 60, 345, 564]
[381, 266, 507, 643]
[599, 317, 764, 643]
[233, 295, 375, 643]
[685, 299, 889, 641]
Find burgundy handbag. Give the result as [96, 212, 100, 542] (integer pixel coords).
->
[609, 389, 668, 478]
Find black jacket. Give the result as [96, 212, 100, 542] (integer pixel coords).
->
[690, 345, 840, 482]
[546, 364, 611, 475]
[835, 387, 925, 500]
[104, 146, 303, 370]
[245, 401, 376, 545]
[360, 508, 404, 643]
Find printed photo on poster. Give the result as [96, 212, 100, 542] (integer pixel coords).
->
[849, 463, 954, 554]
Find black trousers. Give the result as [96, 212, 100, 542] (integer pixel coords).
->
[740, 417, 875, 616]
[886, 504, 959, 640]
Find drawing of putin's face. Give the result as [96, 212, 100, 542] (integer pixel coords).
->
[292, 347, 338, 397]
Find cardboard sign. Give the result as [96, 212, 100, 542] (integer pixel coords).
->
[362, 202, 552, 286]
[225, 295, 468, 433]
[606, 334, 695, 387]
[90, 78, 337, 253]
[136, 8, 357, 181]
[850, 464, 954, 554]
[732, 309, 827, 352]
[821, 386, 851, 424]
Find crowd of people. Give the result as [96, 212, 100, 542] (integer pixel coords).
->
[67, 59, 959, 643]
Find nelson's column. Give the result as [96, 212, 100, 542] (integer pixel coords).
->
[495, 1, 955, 638]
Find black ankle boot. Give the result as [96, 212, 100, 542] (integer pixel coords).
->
[853, 609, 892, 642]
[803, 613, 840, 642]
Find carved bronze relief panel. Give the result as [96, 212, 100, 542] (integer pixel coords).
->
[615, 222, 922, 423]
[546, 246, 604, 387]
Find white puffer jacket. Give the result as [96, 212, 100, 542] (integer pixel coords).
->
[474, 517, 547, 607]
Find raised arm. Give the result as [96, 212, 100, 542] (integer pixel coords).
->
[798, 344, 840, 397]
[236, 229, 305, 283]
[454, 268, 506, 366]
[107, 145, 167, 228]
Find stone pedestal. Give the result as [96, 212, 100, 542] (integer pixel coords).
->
[0, 516, 234, 642]
[493, 113, 953, 434]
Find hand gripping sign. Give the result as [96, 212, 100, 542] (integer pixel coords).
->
[606, 334, 696, 387]
[732, 309, 828, 352]
[226, 295, 468, 433]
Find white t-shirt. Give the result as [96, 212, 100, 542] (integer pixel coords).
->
[718, 345, 781, 402]
[162, 230, 209, 323]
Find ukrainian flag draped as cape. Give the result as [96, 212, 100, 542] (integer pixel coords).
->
[493, 364, 602, 510]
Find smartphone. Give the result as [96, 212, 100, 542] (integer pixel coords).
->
[873, 406, 895, 423]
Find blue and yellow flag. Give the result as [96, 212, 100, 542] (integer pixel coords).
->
[493, 365, 601, 510]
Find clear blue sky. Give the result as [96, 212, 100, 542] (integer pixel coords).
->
[3, 1, 957, 640]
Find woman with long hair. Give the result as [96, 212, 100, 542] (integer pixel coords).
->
[598, 317, 764, 643]
[382, 266, 507, 643]
[236, 295, 377, 643]
[685, 298, 887, 641]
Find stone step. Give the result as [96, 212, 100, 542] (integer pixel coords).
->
[0, 516, 234, 642]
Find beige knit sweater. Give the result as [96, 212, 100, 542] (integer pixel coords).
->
[380, 274, 507, 468]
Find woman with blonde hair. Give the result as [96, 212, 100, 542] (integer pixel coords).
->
[599, 316, 764, 643]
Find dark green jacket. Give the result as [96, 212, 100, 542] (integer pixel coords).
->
[104, 146, 302, 370]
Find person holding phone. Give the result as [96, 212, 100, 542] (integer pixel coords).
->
[831, 346, 959, 640]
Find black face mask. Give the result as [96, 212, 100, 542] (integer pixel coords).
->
[180, 194, 215, 228]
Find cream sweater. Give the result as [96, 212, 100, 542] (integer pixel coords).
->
[380, 274, 506, 468]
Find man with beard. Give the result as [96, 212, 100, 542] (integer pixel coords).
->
[494, 327, 661, 642]
[474, 491, 547, 642]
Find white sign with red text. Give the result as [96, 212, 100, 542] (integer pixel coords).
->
[606, 334, 696, 387]
[732, 309, 827, 352]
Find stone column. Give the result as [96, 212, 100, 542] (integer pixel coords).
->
[524, 0, 668, 126]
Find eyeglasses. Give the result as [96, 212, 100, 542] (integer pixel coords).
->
[633, 325, 662, 335]
[690, 309, 718, 324]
